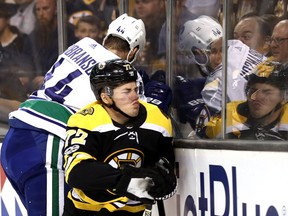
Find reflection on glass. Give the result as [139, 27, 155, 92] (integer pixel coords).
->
[1, 0, 288, 142]
[206, 60, 288, 141]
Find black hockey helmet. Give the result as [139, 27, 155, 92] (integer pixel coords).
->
[90, 59, 138, 100]
[246, 60, 288, 96]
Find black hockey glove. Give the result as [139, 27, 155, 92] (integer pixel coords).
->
[114, 165, 158, 204]
[145, 80, 172, 114]
[148, 157, 177, 200]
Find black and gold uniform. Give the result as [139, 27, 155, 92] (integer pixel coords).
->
[63, 100, 174, 215]
[206, 101, 288, 140]
[206, 60, 288, 140]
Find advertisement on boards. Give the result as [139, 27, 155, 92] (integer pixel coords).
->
[2, 146, 288, 216]
[165, 148, 288, 216]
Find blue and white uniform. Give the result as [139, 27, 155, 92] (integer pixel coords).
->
[202, 39, 267, 113]
[11, 37, 120, 139]
[0, 37, 126, 216]
[188, 40, 267, 138]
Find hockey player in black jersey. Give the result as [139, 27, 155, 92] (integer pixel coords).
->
[206, 60, 288, 140]
[62, 59, 177, 215]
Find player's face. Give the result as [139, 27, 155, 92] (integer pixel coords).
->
[208, 37, 222, 70]
[112, 82, 140, 117]
[247, 83, 283, 119]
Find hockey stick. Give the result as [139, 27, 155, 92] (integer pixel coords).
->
[143, 204, 152, 216]
[142, 201, 166, 216]
[157, 200, 166, 216]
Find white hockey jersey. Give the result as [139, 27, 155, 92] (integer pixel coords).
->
[9, 37, 131, 139]
[201, 39, 267, 113]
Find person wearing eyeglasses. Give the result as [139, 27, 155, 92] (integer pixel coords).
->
[270, 19, 288, 65]
[206, 60, 288, 140]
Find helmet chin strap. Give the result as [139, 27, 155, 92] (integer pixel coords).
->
[104, 99, 134, 119]
[127, 49, 134, 63]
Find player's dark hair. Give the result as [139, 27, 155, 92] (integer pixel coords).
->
[103, 35, 130, 53]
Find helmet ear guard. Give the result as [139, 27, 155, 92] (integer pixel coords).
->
[191, 47, 210, 65]
[104, 86, 113, 97]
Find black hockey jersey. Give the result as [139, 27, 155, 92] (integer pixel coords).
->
[63, 100, 174, 213]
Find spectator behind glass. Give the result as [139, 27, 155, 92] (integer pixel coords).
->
[158, 0, 197, 61]
[133, 0, 166, 74]
[66, 0, 100, 26]
[100, 0, 119, 28]
[74, 15, 103, 43]
[9, 0, 36, 35]
[270, 19, 288, 65]
[235, 0, 258, 21]
[0, 3, 31, 103]
[206, 60, 288, 140]
[185, 0, 220, 19]
[23, 0, 76, 91]
[66, 0, 119, 32]
[234, 14, 277, 57]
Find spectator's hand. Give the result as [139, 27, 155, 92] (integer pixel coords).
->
[148, 157, 177, 200]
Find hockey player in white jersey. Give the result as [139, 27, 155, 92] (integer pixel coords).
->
[0, 13, 147, 216]
[176, 15, 266, 137]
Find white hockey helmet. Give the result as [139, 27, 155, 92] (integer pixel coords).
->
[178, 15, 222, 66]
[103, 13, 146, 63]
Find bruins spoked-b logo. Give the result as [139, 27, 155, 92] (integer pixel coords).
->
[104, 148, 144, 169]
[79, 107, 94, 116]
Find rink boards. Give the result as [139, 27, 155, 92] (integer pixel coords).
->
[1, 143, 288, 216]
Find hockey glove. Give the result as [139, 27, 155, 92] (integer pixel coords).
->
[114, 165, 158, 204]
[150, 70, 166, 83]
[137, 69, 150, 86]
[145, 80, 172, 114]
[148, 157, 177, 200]
[174, 76, 206, 129]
